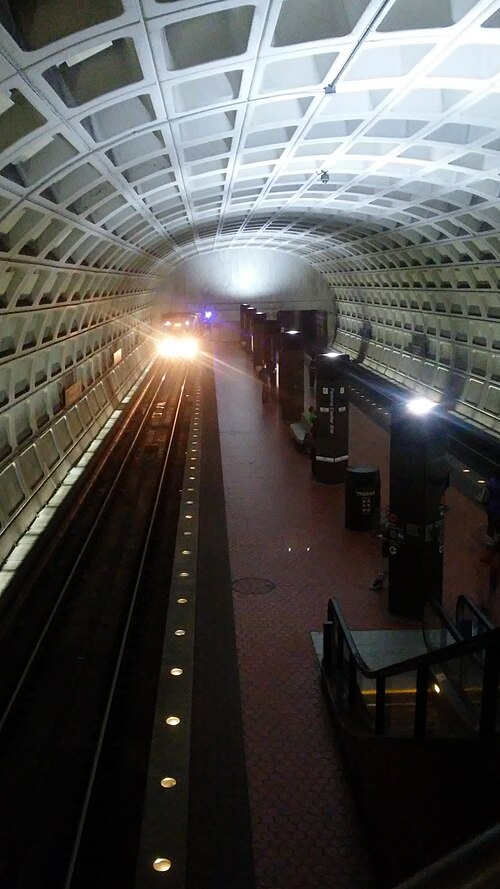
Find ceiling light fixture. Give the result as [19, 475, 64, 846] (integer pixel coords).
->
[320, 171, 329, 184]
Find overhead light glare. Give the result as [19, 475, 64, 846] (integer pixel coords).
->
[407, 397, 437, 416]
[324, 350, 342, 359]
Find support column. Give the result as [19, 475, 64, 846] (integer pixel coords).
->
[241, 305, 255, 352]
[314, 353, 350, 484]
[278, 330, 304, 421]
[264, 319, 280, 394]
[299, 309, 328, 352]
[277, 309, 299, 333]
[239, 304, 250, 347]
[387, 400, 447, 620]
[251, 311, 267, 368]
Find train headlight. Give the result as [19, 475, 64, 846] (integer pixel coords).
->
[157, 337, 173, 357]
[157, 336, 199, 359]
[179, 337, 198, 358]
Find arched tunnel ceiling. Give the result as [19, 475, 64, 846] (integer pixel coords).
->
[0, 0, 500, 276]
[2, 0, 500, 565]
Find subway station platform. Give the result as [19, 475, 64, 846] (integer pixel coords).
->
[186, 342, 495, 889]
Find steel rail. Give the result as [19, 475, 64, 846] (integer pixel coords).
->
[0, 369, 168, 736]
[62, 367, 189, 889]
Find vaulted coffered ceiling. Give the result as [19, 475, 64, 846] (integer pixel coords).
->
[1, 0, 500, 274]
[1, 0, 500, 567]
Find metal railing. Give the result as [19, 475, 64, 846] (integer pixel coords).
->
[455, 593, 494, 637]
[393, 822, 500, 889]
[323, 597, 500, 738]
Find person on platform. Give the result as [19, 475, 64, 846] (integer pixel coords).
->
[306, 405, 316, 425]
[370, 509, 390, 591]
[429, 452, 453, 512]
[258, 362, 271, 403]
[303, 406, 316, 455]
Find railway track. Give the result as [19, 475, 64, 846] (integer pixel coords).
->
[0, 360, 197, 889]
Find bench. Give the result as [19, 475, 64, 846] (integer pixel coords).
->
[289, 415, 313, 451]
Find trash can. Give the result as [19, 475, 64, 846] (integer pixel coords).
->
[345, 466, 381, 531]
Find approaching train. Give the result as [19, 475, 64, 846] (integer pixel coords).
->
[157, 312, 201, 358]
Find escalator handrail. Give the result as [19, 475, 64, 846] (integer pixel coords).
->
[326, 597, 500, 682]
[455, 594, 494, 633]
[393, 822, 500, 889]
[326, 597, 372, 673]
[422, 596, 462, 649]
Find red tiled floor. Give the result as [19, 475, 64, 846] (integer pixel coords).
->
[212, 343, 494, 889]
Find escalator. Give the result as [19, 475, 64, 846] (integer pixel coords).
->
[321, 596, 500, 887]
[323, 595, 499, 739]
[421, 595, 497, 737]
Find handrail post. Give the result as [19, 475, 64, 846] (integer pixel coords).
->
[375, 675, 386, 734]
[480, 641, 500, 737]
[415, 665, 428, 737]
[322, 621, 333, 673]
[348, 653, 358, 713]
[336, 626, 344, 670]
